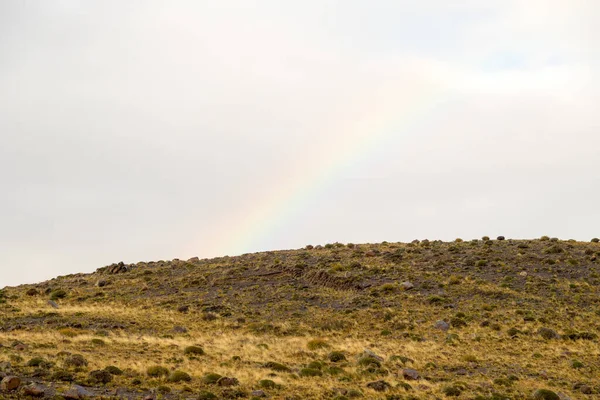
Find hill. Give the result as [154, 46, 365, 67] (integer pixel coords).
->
[1, 237, 599, 399]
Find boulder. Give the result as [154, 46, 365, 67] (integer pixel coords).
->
[402, 368, 420, 380]
[62, 385, 93, 399]
[106, 262, 128, 274]
[0, 376, 20, 391]
[401, 281, 414, 290]
[23, 383, 47, 397]
[434, 320, 450, 331]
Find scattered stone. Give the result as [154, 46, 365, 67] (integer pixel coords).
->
[96, 280, 108, 288]
[173, 326, 188, 333]
[0, 376, 20, 391]
[434, 320, 450, 331]
[579, 385, 593, 394]
[366, 380, 390, 392]
[106, 262, 128, 274]
[217, 377, 239, 387]
[62, 385, 93, 399]
[48, 300, 59, 309]
[402, 368, 420, 380]
[519, 271, 528, 277]
[23, 383, 47, 397]
[13, 343, 27, 351]
[361, 349, 384, 362]
[251, 390, 267, 397]
[401, 281, 414, 290]
[177, 305, 189, 313]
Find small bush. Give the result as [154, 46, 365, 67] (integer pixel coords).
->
[27, 357, 47, 367]
[592, 238, 600, 243]
[532, 389, 560, 400]
[263, 362, 291, 372]
[168, 370, 192, 383]
[259, 379, 277, 389]
[91, 338, 105, 346]
[307, 338, 330, 350]
[89, 369, 113, 384]
[202, 373, 223, 385]
[198, 391, 218, 400]
[63, 354, 88, 368]
[328, 351, 347, 362]
[184, 345, 205, 356]
[299, 368, 323, 377]
[104, 365, 123, 375]
[571, 360, 584, 369]
[147, 365, 169, 378]
[50, 289, 67, 300]
[443, 386, 462, 396]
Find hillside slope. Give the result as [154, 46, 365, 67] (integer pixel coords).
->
[1, 237, 599, 399]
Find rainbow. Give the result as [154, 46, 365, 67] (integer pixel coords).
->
[201, 74, 451, 257]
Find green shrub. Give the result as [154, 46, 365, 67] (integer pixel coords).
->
[147, 365, 169, 378]
[184, 345, 205, 356]
[532, 389, 560, 400]
[198, 391, 218, 400]
[263, 361, 291, 372]
[443, 386, 462, 396]
[307, 338, 330, 350]
[104, 365, 123, 375]
[202, 373, 223, 385]
[27, 357, 47, 367]
[328, 351, 347, 362]
[50, 289, 67, 300]
[299, 368, 323, 377]
[168, 370, 192, 383]
[259, 379, 277, 389]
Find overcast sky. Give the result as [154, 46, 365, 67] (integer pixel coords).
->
[1, 1, 599, 287]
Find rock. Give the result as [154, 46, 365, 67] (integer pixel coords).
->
[519, 271, 528, 277]
[251, 390, 267, 397]
[434, 320, 450, 331]
[62, 385, 93, 399]
[579, 385, 593, 394]
[173, 326, 188, 333]
[13, 343, 27, 351]
[217, 377, 239, 387]
[402, 368, 420, 380]
[361, 349, 384, 362]
[187, 257, 200, 263]
[0, 376, 20, 391]
[401, 281, 414, 290]
[48, 300, 59, 309]
[96, 280, 108, 288]
[106, 262, 128, 274]
[366, 380, 390, 392]
[23, 383, 47, 397]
